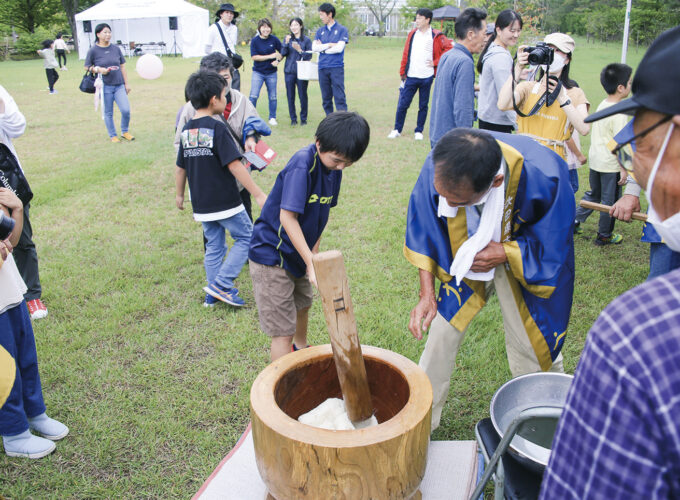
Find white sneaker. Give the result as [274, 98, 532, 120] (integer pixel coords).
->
[414, 132, 424, 141]
[387, 130, 400, 139]
[268, 118, 278, 126]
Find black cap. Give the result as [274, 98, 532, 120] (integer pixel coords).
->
[585, 26, 680, 123]
[216, 3, 239, 19]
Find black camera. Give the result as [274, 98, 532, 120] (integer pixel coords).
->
[0, 212, 15, 241]
[524, 42, 554, 66]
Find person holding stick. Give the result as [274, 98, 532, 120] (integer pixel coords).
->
[541, 26, 680, 499]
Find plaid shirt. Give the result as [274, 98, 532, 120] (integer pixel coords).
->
[540, 268, 680, 499]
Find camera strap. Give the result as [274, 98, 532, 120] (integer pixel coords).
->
[511, 56, 562, 118]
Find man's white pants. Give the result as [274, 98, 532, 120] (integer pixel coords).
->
[419, 265, 564, 430]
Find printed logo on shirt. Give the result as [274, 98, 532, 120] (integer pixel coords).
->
[308, 193, 334, 205]
[181, 128, 214, 157]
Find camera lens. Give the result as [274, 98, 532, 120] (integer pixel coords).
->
[0, 213, 15, 241]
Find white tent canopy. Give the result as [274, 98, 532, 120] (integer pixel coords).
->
[75, 0, 209, 59]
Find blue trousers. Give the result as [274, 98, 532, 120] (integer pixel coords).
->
[284, 72, 309, 124]
[318, 66, 347, 115]
[103, 84, 131, 138]
[249, 71, 277, 120]
[393, 76, 433, 133]
[0, 302, 46, 436]
[202, 210, 253, 289]
[649, 243, 680, 280]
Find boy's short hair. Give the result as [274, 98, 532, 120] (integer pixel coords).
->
[454, 8, 487, 40]
[42, 39, 53, 49]
[200, 52, 235, 77]
[315, 111, 370, 163]
[185, 71, 226, 110]
[415, 8, 433, 22]
[318, 3, 336, 17]
[600, 63, 633, 95]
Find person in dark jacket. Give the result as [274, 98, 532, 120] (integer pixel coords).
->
[280, 18, 313, 126]
[387, 8, 453, 141]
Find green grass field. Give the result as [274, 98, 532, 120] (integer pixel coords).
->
[0, 36, 648, 497]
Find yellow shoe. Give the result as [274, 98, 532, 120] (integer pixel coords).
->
[121, 132, 135, 141]
[111, 136, 121, 143]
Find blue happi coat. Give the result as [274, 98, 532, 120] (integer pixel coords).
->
[404, 132, 575, 370]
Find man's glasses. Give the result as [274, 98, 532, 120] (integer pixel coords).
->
[612, 114, 673, 171]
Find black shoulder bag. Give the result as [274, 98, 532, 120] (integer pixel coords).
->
[0, 143, 33, 205]
[216, 23, 244, 69]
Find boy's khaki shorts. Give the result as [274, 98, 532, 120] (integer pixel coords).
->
[249, 260, 314, 337]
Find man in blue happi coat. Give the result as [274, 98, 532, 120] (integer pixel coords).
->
[405, 128, 575, 429]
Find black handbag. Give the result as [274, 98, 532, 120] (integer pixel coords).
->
[0, 143, 33, 205]
[216, 23, 244, 69]
[79, 70, 97, 94]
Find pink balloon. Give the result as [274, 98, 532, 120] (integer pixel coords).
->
[135, 54, 163, 80]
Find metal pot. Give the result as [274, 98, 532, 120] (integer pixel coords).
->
[490, 372, 573, 473]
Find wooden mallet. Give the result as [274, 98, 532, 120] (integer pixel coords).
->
[312, 250, 376, 428]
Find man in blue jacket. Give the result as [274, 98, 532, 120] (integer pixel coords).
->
[428, 8, 487, 147]
[313, 3, 349, 115]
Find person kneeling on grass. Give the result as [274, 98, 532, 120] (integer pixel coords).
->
[0, 188, 68, 459]
[248, 112, 370, 361]
[175, 71, 267, 307]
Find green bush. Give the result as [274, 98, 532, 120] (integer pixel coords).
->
[14, 26, 53, 54]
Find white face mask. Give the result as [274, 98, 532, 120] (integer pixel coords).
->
[542, 53, 565, 74]
[645, 123, 680, 251]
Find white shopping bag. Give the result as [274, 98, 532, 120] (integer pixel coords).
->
[297, 60, 318, 81]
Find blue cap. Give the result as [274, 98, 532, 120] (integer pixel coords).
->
[586, 26, 680, 123]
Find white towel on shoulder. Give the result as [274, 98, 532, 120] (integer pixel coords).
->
[438, 162, 505, 286]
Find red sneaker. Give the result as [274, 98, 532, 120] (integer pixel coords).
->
[27, 299, 48, 320]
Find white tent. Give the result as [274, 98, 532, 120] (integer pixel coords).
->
[75, 0, 209, 59]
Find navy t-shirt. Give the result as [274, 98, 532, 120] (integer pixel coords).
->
[249, 144, 342, 278]
[84, 44, 126, 85]
[250, 34, 282, 74]
[176, 116, 243, 221]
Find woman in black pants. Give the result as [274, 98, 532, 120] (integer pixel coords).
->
[280, 18, 312, 126]
[54, 33, 69, 70]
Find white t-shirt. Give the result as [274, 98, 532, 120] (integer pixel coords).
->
[0, 84, 27, 172]
[0, 254, 27, 314]
[206, 21, 238, 55]
[54, 38, 68, 50]
[407, 28, 434, 79]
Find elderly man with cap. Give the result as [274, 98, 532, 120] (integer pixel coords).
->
[404, 126, 575, 430]
[205, 3, 242, 91]
[540, 26, 680, 499]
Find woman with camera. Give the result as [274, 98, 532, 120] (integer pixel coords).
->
[477, 10, 523, 133]
[497, 33, 590, 161]
[280, 18, 312, 126]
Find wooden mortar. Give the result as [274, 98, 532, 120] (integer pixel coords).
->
[250, 344, 432, 499]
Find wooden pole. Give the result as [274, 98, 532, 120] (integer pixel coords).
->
[312, 250, 374, 425]
[579, 200, 647, 222]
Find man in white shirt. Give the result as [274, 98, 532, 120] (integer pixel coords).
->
[388, 9, 452, 141]
[205, 3, 241, 90]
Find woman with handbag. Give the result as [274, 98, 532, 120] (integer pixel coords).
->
[84, 23, 134, 143]
[280, 18, 312, 126]
[205, 3, 243, 91]
[249, 19, 282, 126]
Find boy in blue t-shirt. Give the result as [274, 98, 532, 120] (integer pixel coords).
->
[249, 112, 370, 361]
[176, 71, 266, 307]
